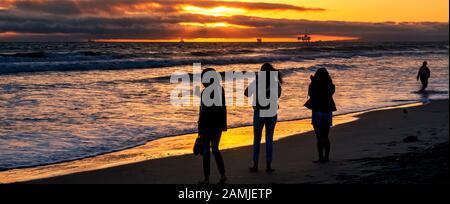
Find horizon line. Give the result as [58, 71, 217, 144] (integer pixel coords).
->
[1, 40, 449, 43]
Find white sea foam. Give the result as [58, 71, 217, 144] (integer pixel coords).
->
[0, 42, 448, 170]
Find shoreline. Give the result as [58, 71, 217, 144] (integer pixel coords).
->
[0, 100, 431, 184]
[0, 101, 425, 172]
[22, 99, 447, 184]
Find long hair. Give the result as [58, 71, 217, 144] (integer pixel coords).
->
[201, 67, 218, 87]
[312, 68, 332, 86]
[260, 63, 283, 84]
[200, 67, 225, 106]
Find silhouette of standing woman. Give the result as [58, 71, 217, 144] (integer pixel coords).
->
[304, 68, 336, 163]
[245, 63, 282, 173]
[417, 61, 431, 91]
[198, 68, 227, 184]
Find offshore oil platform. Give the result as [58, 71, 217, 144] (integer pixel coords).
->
[256, 30, 312, 43]
[298, 30, 312, 43]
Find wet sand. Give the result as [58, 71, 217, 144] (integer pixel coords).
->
[0, 106, 360, 183]
[1, 100, 448, 184]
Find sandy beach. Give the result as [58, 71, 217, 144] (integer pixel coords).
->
[3, 99, 443, 184]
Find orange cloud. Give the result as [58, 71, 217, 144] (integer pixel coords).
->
[5, 0, 324, 16]
[175, 0, 325, 12]
[0, 0, 448, 42]
[0, 0, 14, 10]
[180, 6, 247, 17]
[0, 31, 18, 36]
[179, 22, 254, 29]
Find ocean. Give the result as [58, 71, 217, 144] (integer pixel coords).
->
[0, 41, 448, 170]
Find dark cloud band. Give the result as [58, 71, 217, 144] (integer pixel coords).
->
[8, 0, 325, 16]
[0, 0, 448, 41]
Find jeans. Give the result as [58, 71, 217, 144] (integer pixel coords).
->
[312, 111, 333, 127]
[253, 110, 278, 163]
[202, 131, 225, 178]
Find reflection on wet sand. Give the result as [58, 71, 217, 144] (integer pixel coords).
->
[0, 102, 422, 184]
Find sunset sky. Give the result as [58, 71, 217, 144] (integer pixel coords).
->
[0, 0, 448, 42]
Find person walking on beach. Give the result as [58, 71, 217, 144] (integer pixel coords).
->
[304, 68, 337, 163]
[245, 63, 283, 173]
[417, 61, 431, 91]
[198, 68, 227, 184]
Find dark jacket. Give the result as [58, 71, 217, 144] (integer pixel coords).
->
[417, 66, 431, 80]
[198, 87, 227, 135]
[304, 82, 337, 112]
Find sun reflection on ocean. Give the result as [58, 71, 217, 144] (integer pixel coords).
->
[0, 102, 426, 184]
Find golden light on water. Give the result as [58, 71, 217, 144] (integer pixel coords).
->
[0, 102, 424, 184]
[0, 112, 357, 183]
[95, 35, 358, 43]
[176, 35, 359, 42]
